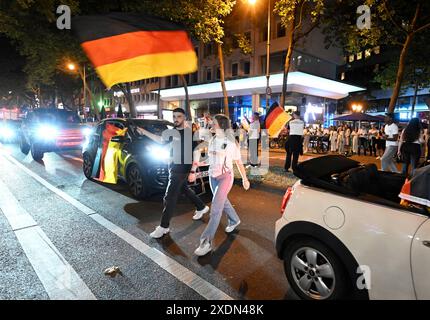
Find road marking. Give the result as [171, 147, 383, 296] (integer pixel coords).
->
[1, 151, 233, 300]
[0, 178, 96, 300]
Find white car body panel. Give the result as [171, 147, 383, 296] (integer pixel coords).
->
[275, 181, 429, 300]
[411, 220, 430, 299]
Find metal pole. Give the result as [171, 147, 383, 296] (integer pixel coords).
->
[265, 0, 271, 110]
[157, 77, 162, 119]
[83, 63, 87, 117]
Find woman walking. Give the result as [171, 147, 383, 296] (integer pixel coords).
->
[330, 127, 338, 152]
[351, 128, 359, 155]
[337, 126, 345, 155]
[189, 114, 250, 256]
[398, 118, 424, 176]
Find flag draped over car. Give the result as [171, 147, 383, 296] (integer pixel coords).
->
[399, 165, 430, 208]
[72, 13, 197, 88]
[264, 102, 291, 137]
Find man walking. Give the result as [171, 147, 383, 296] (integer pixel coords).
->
[381, 113, 400, 173]
[284, 111, 304, 172]
[248, 112, 261, 167]
[137, 108, 209, 238]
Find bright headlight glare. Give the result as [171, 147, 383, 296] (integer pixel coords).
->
[37, 126, 58, 139]
[0, 127, 14, 138]
[146, 145, 170, 160]
[82, 127, 93, 137]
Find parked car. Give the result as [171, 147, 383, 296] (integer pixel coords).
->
[0, 119, 22, 143]
[82, 118, 209, 199]
[275, 155, 430, 300]
[20, 108, 89, 160]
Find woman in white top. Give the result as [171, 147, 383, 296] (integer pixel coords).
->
[330, 127, 338, 152]
[303, 128, 310, 154]
[351, 129, 359, 154]
[337, 126, 345, 154]
[189, 114, 250, 256]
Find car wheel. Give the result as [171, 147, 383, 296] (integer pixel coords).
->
[283, 238, 350, 300]
[30, 143, 44, 161]
[126, 164, 147, 199]
[82, 153, 94, 180]
[20, 136, 30, 155]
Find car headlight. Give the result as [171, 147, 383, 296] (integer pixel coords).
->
[146, 145, 170, 160]
[0, 127, 14, 139]
[36, 126, 58, 140]
[82, 127, 93, 137]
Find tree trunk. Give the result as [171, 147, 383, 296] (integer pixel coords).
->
[280, 11, 296, 109]
[388, 33, 414, 113]
[179, 74, 191, 120]
[125, 82, 137, 118]
[217, 43, 229, 117]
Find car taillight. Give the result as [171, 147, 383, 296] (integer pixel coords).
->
[281, 187, 293, 214]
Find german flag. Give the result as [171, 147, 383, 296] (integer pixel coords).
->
[72, 13, 197, 88]
[264, 102, 291, 137]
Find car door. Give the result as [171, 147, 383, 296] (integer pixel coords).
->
[411, 218, 430, 299]
[106, 120, 130, 178]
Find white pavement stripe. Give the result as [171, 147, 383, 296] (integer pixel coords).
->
[2, 152, 233, 301]
[0, 178, 96, 300]
[2, 153, 96, 216]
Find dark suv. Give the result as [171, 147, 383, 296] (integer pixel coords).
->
[82, 118, 209, 199]
[20, 108, 88, 160]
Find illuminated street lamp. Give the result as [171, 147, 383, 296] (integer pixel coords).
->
[352, 103, 363, 112]
[66, 62, 87, 115]
[67, 63, 76, 71]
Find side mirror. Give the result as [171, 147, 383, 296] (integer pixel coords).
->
[111, 135, 129, 143]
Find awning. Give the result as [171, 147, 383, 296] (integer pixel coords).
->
[156, 71, 365, 101]
[333, 112, 384, 122]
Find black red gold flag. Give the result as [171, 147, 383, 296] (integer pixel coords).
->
[72, 13, 197, 88]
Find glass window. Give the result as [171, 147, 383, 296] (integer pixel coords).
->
[276, 22, 286, 38]
[356, 52, 362, 60]
[341, 72, 345, 80]
[365, 49, 372, 58]
[191, 71, 198, 83]
[244, 61, 250, 75]
[374, 46, 380, 54]
[206, 68, 212, 81]
[216, 67, 221, 80]
[232, 63, 239, 77]
[349, 55, 355, 63]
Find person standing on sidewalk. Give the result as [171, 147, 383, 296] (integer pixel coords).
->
[137, 108, 209, 239]
[284, 111, 304, 172]
[398, 118, 424, 176]
[368, 124, 378, 157]
[189, 114, 250, 256]
[381, 113, 400, 173]
[248, 112, 261, 167]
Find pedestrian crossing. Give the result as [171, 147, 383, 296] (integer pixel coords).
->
[0, 150, 232, 300]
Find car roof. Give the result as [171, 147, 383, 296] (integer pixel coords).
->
[102, 118, 173, 125]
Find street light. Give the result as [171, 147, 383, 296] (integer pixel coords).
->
[248, 0, 271, 110]
[352, 103, 363, 112]
[66, 62, 87, 116]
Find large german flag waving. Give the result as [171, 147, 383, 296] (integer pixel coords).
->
[72, 13, 197, 88]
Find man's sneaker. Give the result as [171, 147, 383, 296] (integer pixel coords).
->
[150, 226, 170, 239]
[193, 206, 210, 220]
[225, 221, 241, 233]
[194, 240, 212, 256]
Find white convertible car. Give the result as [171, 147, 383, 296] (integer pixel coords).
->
[275, 155, 430, 300]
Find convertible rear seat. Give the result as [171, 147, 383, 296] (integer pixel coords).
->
[338, 164, 406, 203]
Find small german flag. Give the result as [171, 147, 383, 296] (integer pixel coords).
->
[72, 13, 197, 88]
[264, 102, 291, 137]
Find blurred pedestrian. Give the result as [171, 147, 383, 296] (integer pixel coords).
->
[284, 111, 304, 172]
[381, 113, 400, 173]
[248, 112, 261, 167]
[398, 118, 423, 176]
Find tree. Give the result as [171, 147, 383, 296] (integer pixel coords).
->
[155, 0, 236, 117]
[274, 0, 325, 108]
[374, 35, 430, 116]
[323, 0, 430, 113]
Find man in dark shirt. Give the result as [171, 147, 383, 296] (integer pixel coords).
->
[137, 108, 208, 239]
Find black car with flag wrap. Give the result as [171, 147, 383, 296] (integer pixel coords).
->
[82, 118, 209, 199]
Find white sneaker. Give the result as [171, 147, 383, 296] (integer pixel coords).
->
[194, 240, 212, 256]
[150, 226, 170, 239]
[193, 206, 209, 220]
[225, 221, 241, 233]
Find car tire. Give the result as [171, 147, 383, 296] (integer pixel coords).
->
[83, 153, 94, 180]
[126, 164, 147, 199]
[20, 136, 30, 155]
[283, 237, 350, 300]
[30, 143, 44, 161]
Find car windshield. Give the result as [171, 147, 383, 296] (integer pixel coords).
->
[32, 110, 81, 124]
[132, 120, 173, 135]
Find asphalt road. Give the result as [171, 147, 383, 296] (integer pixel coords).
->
[0, 142, 296, 300]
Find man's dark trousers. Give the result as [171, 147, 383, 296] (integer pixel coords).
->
[160, 171, 206, 228]
[285, 135, 302, 171]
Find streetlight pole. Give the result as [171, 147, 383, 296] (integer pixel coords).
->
[265, 0, 271, 110]
[82, 63, 86, 117]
